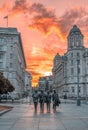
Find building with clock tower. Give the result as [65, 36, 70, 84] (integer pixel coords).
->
[52, 25, 88, 98]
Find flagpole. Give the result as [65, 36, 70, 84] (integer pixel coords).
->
[4, 16, 8, 28]
[7, 17, 8, 27]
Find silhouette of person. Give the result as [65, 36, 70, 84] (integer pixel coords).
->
[32, 90, 39, 113]
[39, 90, 45, 113]
[46, 91, 51, 113]
[52, 89, 60, 113]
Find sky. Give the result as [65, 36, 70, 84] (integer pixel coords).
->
[0, 0, 88, 86]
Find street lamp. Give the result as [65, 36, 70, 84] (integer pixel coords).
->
[77, 60, 81, 106]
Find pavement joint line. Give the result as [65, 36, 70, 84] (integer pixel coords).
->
[60, 118, 67, 130]
[80, 118, 88, 127]
[9, 117, 20, 130]
[38, 116, 40, 130]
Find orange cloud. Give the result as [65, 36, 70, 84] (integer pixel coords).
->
[27, 6, 88, 85]
[28, 6, 88, 40]
[1, 0, 88, 86]
[9, 0, 29, 17]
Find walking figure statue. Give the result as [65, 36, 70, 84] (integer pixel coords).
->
[39, 90, 45, 113]
[52, 89, 60, 113]
[46, 91, 51, 113]
[32, 90, 39, 113]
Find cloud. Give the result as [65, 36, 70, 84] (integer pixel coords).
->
[29, 71, 41, 76]
[0, 0, 30, 17]
[28, 2, 58, 34]
[1, 0, 88, 86]
[29, 3, 56, 18]
[58, 7, 88, 36]
[8, 0, 29, 15]
[2, 1, 88, 40]
[26, 6, 88, 85]
[28, 6, 88, 41]
[1, 1, 88, 40]
[12, 0, 27, 10]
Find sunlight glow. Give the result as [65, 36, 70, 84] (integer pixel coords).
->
[44, 72, 52, 76]
[31, 46, 37, 55]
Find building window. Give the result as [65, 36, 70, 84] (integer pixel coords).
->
[0, 46, 3, 51]
[71, 60, 73, 66]
[77, 42, 79, 46]
[10, 54, 13, 59]
[77, 60, 80, 65]
[78, 67, 80, 74]
[10, 46, 13, 49]
[79, 87, 81, 93]
[71, 68, 74, 75]
[9, 73, 12, 78]
[71, 53, 73, 57]
[10, 63, 13, 68]
[11, 37, 13, 41]
[0, 54, 3, 59]
[0, 62, 3, 68]
[72, 87, 75, 93]
[0, 38, 4, 44]
[77, 52, 80, 57]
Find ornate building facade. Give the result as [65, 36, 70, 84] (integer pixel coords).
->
[0, 27, 26, 98]
[52, 25, 88, 98]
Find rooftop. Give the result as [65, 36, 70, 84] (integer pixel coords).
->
[0, 27, 19, 34]
[68, 25, 83, 37]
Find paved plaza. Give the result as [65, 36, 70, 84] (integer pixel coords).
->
[0, 101, 88, 130]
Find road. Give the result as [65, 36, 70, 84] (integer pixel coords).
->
[0, 102, 88, 130]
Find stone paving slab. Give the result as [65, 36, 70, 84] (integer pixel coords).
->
[0, 103, 88, 130]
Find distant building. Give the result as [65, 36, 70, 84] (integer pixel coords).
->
[52, 25, 88, 98]
[38, 76, 53, 91]
[38, 77, 46, 91]
[25, 71, 32, 94]
[45, 76, 53, 91]
[0, 27, 26, 97]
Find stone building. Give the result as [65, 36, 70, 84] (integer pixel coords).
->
[52, 25, 88, 98]
[38, 77, 46, 91]
[25, 71, 32, 95]
[38, 76, 53, 91]
[0, 27, 26, 98]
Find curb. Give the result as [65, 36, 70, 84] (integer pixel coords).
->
[0, 108, 12, 116]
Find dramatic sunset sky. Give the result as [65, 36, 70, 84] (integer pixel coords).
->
[0, 0, 88, 86]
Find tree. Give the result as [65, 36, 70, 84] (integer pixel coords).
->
[0, 72, 15, 94]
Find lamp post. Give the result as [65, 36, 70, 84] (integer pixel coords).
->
[77, 60, 81, 106]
